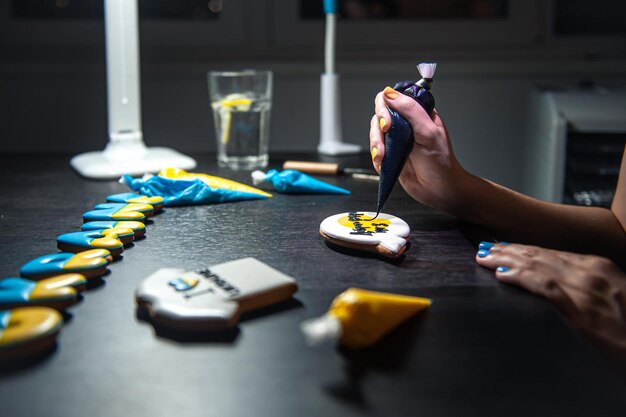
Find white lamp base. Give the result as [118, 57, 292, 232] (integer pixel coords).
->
[70, 143, 196, 179]
[318, 73, 361, 156]
[317, 141, 362, 155]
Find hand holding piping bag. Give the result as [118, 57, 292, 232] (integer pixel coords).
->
[370, 63, 467, 216]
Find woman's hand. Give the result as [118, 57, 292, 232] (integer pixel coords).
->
[476, 242, 626, 369]
[370, 87, 468, 213]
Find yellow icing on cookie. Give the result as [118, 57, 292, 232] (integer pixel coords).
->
[0, 308, 63, 347]
[126, 196, 164, 205]
[90, 236, 123, 249]
[35, 274, 87, 291]
[63, 249, 111, 270]
[114, 221, 145, 231]
[158, 167, 272, 198]
[102, 227, 134, 238]
[122, 203, 153, 212]
[338, 214, 391, 233]
[30, 284, 76, 300]
[111, 210, 145, 220]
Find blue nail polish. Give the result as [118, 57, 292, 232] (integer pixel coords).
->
[477, 249, 490, 258]
[478, 241, 494, 250]
[496, 266, 509, 273]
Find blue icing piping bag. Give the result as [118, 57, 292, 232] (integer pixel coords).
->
[251, 169, 350, 195]
[121, 168, 271, 206]
[374, 62, 437, 219]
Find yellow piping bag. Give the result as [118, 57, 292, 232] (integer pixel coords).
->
[121, 168, 271, 206]
[301, 287, 431, 349]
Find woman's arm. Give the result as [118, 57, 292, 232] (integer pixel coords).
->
[371, 88, 626, 265]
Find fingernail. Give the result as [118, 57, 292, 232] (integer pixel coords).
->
[375, 163, 381, 172]
[478, 241, 494, 250]
[477, 249, 490, 258]
[379, 118, 387, 131]
[370, 146, 378, 160]
[496, 266, 510, 273]
[383, 86, 399, 99]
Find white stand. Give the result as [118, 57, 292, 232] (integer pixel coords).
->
[70, 0, 195, 179]
[317, 11, 360, 155]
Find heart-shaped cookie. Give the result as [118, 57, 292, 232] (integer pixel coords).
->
[0, 274, 86, 310]
[20, 250, 112, 280]
[82, 220, 146, 238]
[0, 307, 63, 360]
[82, 203, 153, 222]
[56, 230, 129, 257]
[106, 193, 164, 213]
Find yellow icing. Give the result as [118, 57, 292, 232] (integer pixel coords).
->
[126, 196, 164, 205]
[30, 284, 76, 300]
[0, 307, 63, 347]
[338, 214, 391, 233]
[63, 249, 111, 270]
[36, 274, 87, 291]
[329, 288, 431, 349]
[111, 210, 145, 220]
[114, 221, 145, 231]
[102, 227, 134, 238]
[121, 203, 153, 212]
[158, 167, 272, 198]
[90, 236, 122, 249]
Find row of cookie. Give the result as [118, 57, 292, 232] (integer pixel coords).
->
[57, 192, 165, 257]
[0, 192, 164, 361]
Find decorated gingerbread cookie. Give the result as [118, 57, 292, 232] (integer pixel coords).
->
[0, 307, 63, 361]
[136, 257, 298, 331]
[82, 202, 153, 222]
[82, 220, 146, 238]
[56, 228, 132, 258]
[20, 249, 112, 280]
[0, 274, 86, 310]
[319, 211, 410, 258]
[106, 192, 164, 213]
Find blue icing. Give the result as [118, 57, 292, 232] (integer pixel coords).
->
[83, 204, 146, 221]
[264, 169, 350, 195]
[0, 278, 36, 304]
[123, 174, 269, 207]
[57, 231, 122, 249]
[0, 310, 10, 330]
[168, 277, 198, 291]
[106, 192, 142, 203]
[94, 202, 149, 212]
[83, 206, 123, 221]
[20, 253, 74, 277]
[82, 221, 118, 231]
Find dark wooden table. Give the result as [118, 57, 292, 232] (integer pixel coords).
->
[0, 153, 624, 417]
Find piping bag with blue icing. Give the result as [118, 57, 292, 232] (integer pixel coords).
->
[373, 63, 437, 219]
[251, 169, 350, 195]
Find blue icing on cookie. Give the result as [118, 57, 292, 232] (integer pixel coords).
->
[20, 253, 74, 277]
[81, 221, 118, 231]
[56, 231, 123, 250]
[106, 192, 143, 203]
[168, 277, 199, 292]
[94, 203, 151, 213]
[82, 206, 127, 221]
[83, 204, 148, 221]
[0, 278, 37, 304]
[0, 311, 10, 334]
